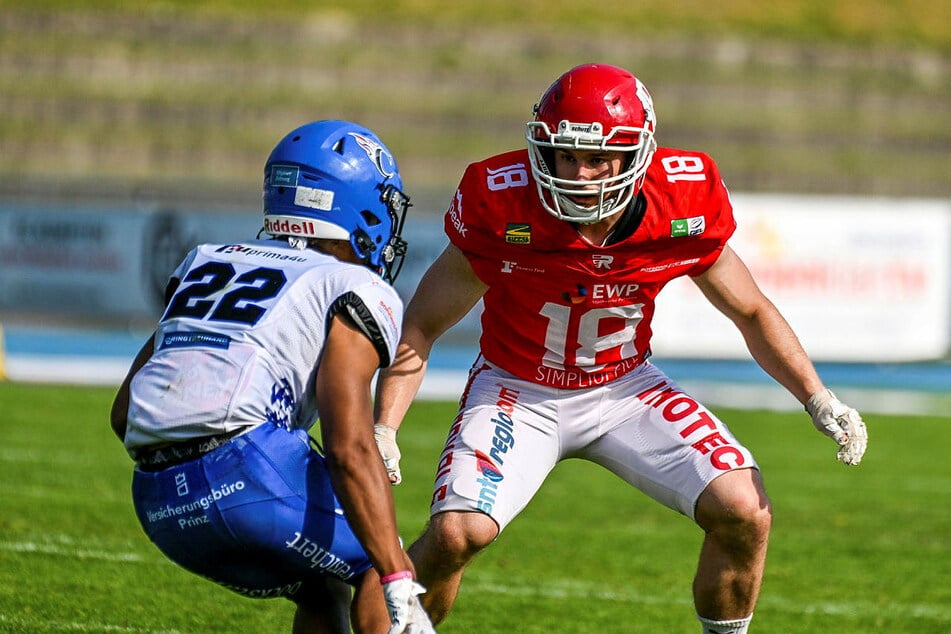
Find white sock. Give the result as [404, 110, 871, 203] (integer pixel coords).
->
[697, 613, 753, 634]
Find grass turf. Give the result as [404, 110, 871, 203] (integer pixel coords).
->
[1, 382, 949, 632]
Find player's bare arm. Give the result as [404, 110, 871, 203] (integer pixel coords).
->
[316, 311, 413, 578]
[375, 243, 487, 429]
[693, 245, 867, 464]
[692, 244, 824, 404]
[372, 243, 487, 486]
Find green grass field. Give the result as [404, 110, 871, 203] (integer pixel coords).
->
[1, 381, 949, 633]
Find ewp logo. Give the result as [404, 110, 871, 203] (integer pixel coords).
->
[561, 284, 588, 304]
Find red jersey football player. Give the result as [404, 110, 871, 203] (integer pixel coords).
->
[374, 63, 867, 634]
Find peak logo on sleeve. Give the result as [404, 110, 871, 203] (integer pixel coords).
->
[448, 189, 467, 237]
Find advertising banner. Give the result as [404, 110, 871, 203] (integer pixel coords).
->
[650, 195, 951, 361]
[1, 195, 948, 361]
[0, 203, 260, 321]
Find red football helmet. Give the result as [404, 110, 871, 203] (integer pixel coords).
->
[525, 63, 657, 223]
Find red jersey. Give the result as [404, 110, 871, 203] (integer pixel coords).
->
[445, 147, 736, 389]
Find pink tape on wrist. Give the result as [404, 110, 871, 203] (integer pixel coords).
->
[380, 570, 414, 585]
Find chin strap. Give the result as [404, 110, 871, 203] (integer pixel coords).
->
[602, 191, 647, 246]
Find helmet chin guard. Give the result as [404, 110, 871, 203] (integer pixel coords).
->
[262, 120, 409, 282]
[526, 63, 657, 224]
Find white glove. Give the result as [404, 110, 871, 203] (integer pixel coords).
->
[383, 576, 436, 634]
[374, 424, 402, 485]
[805, 389, 868, 466]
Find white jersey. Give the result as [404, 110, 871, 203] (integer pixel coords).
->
[124, 239, 403, 453]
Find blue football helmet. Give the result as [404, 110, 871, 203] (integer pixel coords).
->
[262, 120, 409, 282]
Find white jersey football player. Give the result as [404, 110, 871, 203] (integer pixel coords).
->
[111, 120, 435, 634]
[372, 64, 867, 633]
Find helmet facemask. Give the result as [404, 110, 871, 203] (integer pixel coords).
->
[526, 64, 658, 224]
[353, 184, 409, 283]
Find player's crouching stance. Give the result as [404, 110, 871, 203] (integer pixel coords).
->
[373, 63, 867, 634]
[110, 120, 435, 634]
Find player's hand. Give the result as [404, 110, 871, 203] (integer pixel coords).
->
[374, 424, 403, 485]
[382, 575, 436, 634]
[805, 389, 868, 466]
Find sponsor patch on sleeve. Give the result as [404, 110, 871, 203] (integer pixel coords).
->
[670, 216, 706, 237]
[504, 223, 531, 244]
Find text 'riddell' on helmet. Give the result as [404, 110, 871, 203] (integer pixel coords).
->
[525, 63, 658, 224]
[262, 120, 410, 282]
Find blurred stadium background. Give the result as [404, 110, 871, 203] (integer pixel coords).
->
[3, 1, 949, 203]
[0, 0, 948, 410]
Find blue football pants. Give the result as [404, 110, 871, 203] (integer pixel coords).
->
[131, 422, 373, 605]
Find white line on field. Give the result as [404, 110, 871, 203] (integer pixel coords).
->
[463, 576, 951, 622]
[0, 614, 184, 633]
[0, 447, 102, 465]
[0, 539, 146, 562]
[0, 534, 157, 564]
[5, 537, 948, 625]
